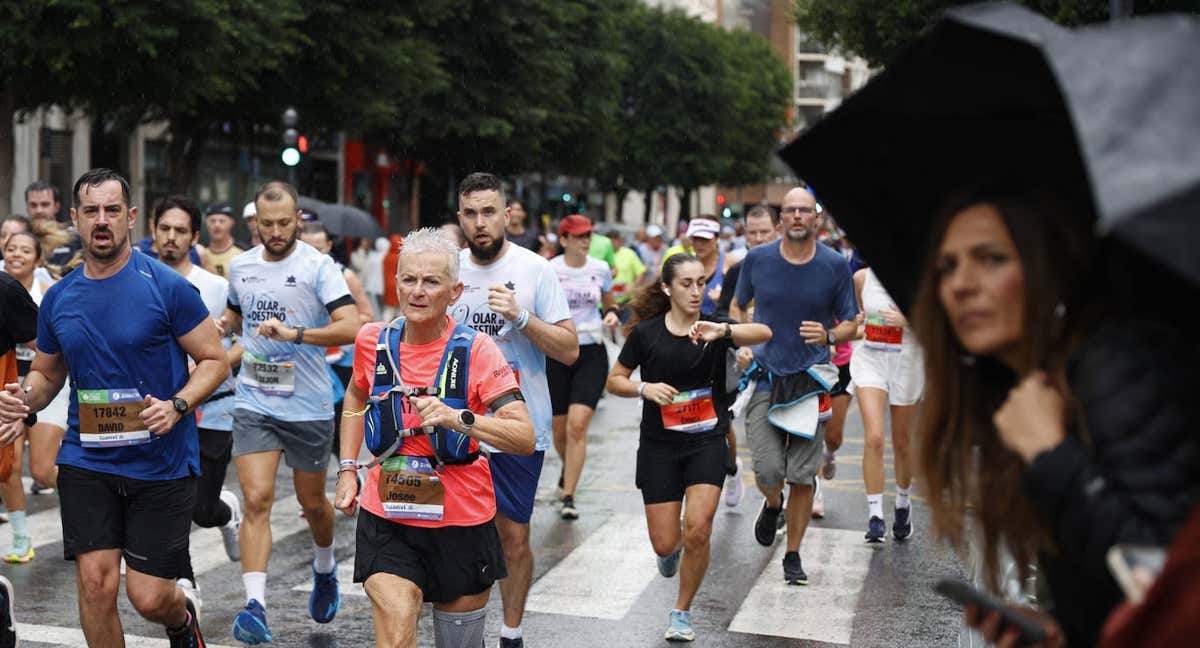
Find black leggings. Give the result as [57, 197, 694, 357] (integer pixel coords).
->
[179, 428, 233, 582]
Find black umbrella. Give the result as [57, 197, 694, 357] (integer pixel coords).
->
[317, 203, 384, 240]
[779, 2, 1200, 312]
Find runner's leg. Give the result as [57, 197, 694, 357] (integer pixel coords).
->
[432, 590, 491, 648]
[644, 500, 684, 558]
[1, 434, 30, 560]
[785, 481, 815, 553]
[675, 484, 721, 610]
[236, 450, 282, 578]
[293, 467, 335, 548]
[859, 387, 889, 495]
[125, 567, 187, 628]
[192, 428, 233, 528]
[27, 422, 64, 488]
[824, 393, 851, 455]
[889, 403, 916, 491]
[75, 548, 125, 647]
[495, 514, 533, 630]
[561, 404, 596, 497]
[364, 573, 423, 648]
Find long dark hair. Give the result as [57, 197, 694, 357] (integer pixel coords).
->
[623, 252, 701, 335]
[912, 186, 1097, 593]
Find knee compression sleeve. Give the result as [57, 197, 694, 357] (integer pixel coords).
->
[433, 606, 487, 648]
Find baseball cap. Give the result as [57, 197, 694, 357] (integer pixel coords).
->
[299, 207, 320, 222]
[205, 202, 234, 218]
[558, 214, 593, 237]
[242, 201, 257, 218]
[645, 224, 663, 238]
[686, 219, 720, 240]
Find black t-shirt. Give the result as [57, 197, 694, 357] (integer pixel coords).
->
[0, 273, 38, 354]
[507, 226, 541, 252]
[617, 313, 733, 443]
[715, 260, 742, 319]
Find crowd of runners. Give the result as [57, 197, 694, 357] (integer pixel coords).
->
[0, 169, 931, 648]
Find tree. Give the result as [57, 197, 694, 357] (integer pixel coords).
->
[713, 28, 793, 188]
[795, 0, 1200, 68]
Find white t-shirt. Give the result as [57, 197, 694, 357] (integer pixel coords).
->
[549, 255, 612, 346]
[452, 244, 571, 452]
[187, 265, 237, 431]
[227, 242, 352, 421]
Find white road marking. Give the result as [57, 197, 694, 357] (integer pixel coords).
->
[16, 622, 239, 648]
[728, 527, 873, 644]
[291, 560, 365, 597]
[525, 512, 658, 620]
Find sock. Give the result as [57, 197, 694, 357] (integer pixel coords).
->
[823, 449, 836, 464]
[167, 610, 193, 635]
[432, 607, 487, 648]
[313, 542, 335, 574]
[243, 571, 267, 606]
[8, 510, 28, 538]
[867, 493, 884, 520]
[896, 486, 911, 510]
[500, 624, 523, 640]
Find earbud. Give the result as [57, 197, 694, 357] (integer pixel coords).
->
[663, 289, 671, 297]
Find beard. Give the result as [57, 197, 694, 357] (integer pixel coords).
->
[85, 229, 128, 260]
[158, 246, 186, 265]
[467, 234, 504, 261]
[785, 226, 813, 242]
[264, 230, 298, 258]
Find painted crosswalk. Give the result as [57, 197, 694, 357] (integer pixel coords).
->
[16, 622, 239, 647]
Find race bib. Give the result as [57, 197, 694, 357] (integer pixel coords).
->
[661, 387, 719, 433]
[14, 346, 35, 362]
[77, 388, 151, 447]
[377, 455, 445, 521]
[864, 315, 903, 352]
[242, 352, 296, 396]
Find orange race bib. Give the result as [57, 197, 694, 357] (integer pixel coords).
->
[864, 315, 903, 352]
[660, 387, 719, 433]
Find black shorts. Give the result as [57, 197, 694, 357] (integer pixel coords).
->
[58, 464, 196, 579]
[353, 510, 507, 604]
[635, 434, 728, 505]
[547, 343, 609, 415]
[831, 362, 852, 397]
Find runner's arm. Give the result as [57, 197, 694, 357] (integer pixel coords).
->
[335, 381, 368, 515]
[220, 307, 242, 337]
[343, 268, 375, 323]
[411, 393, 535, 455]
[853, 269, 867, 340]
[8, 350, 68, 413]
[174, 317, 232, 413]
[226, 339, 243, 369]
[522, 316, 580, 366]
[257, 303, 362, 347]
[607, 361, 677, 404]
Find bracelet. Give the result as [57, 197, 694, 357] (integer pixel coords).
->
[604, 306, 620, 318]
[338, 459, 356, 468]
[515, 308, 531, 330]
[637, 382, 647, 399]
[341, 405, 370, 417]
[294, 326, 306, 345]
[337, 466, 358, 476]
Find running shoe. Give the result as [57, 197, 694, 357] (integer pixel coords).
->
[177, 578, 202, 623]
[811, 477, 825, 519]
[782, 551, 807, 585]
[560, 495, 579, 520]
[309, 560, 341, 624]
[865, 516, 886, 543]
[232, 599, 273, 644]
[657, 546, 682, 578]
[820, 450, 837, 480]
[755, 499, 783, 546]
[29, 481, 54, 496]
[0, 575, 15, 648]
[168, 594, 206, 648]
[664, 609, 695, 642]
[3, 535, 33, 564]
[724, 458, 745, 508]
[219, 489, 242, 562]
[499, 637, 524, 648]
[0, 505, 7, 524]
[893, 505, 914, 541]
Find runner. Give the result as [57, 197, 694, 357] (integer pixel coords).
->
[811, 323, 857, 520]
[333, 227, 534, 648]
[0, 168, 227, 647]
[850, 267, 922, 542]
[452, 172, 577, 648]
[547, 215, 620, 520]
[735, 186, 857, 586]
[202, 202, 244, 280]
[662, 216, 728, 315]
[607, 252, 771, 641]
[223, 181, 361, 644]
[150, 196, 246, 615]
[608, 229, 647, 319]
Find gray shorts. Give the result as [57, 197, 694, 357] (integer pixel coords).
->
[232, 408, 333, 473]
[746, 390, 825, 488]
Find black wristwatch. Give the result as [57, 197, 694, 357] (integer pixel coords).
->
[172, 397, 189, 415]
[458, 409, 476, 431]
[293, 325, 306, 345]
[723, 323, 733, 339]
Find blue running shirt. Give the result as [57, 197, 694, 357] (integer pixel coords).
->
[37, 252, 210, 480]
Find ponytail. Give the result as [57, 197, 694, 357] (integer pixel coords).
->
[623, 252, 701, 335]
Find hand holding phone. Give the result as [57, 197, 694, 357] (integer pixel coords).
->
[934, 578, 1049, 646]
[1106, 544, 1166, 604]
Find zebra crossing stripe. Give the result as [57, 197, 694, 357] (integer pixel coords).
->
[16, 622, 239, 648]
[291, 561, 365, 597]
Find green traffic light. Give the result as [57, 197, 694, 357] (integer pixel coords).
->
[562, 192, 572, 202]
[282, 147, 301, 167]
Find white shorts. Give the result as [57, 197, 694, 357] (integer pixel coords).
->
[38, 385, 70, 429]
[849, 342, 924, 406]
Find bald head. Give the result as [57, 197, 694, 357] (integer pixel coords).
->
[783, 187, 816, 208]
[780, 187, 820, 242]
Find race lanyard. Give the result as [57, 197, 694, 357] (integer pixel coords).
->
[864, 315, 903, 352]
[660, 387, 719, 433]
[377, 455, 445, 521]
[242, 352, 296, 396]
[77, 388, 151, 447]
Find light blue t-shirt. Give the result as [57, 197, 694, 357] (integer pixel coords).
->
[227, 242, 352, 422]
[187, 265, 236, 432]
[735, 241, 856, 377]
[452, 244, 572, 452]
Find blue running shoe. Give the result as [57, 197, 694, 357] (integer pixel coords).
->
[893, 505, 914, 541]
[865, 516, 886, 543]
[657, 546, 682, 578]
[309, 560, 340, 624]
[664, 609, 695, 642]
[232, 599, 273, 644]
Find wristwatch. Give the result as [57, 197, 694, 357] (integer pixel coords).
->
[172, 397, 189, 415]
[723, 323, 733, 339]
[458, 409, 476, 431]
[826, 329, 837, 346]
[293, 325, 306, 345]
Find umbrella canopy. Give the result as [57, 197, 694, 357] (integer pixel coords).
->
[779, 2, 1200, 312]
[317, 203, 384, 240]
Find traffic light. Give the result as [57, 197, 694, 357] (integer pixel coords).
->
[281, 107, 301, 168]
[562, 192, 573, 202]
[716, 193, 727, 206]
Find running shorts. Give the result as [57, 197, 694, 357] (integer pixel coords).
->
[830, 362, 854, 397]
[58, 464, 195, 579]
[38, 384, 69, 429]
[546, 343, 609, 415]
[232, 408, 333, 473]
[353, 510, 506, 604]
[745, 391, 826, 487]
[489, 451, 545, 524]
[635, 435, 728, 505]
[849, 344, 924, 406]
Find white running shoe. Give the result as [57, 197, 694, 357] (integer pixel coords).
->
[811, 477, 825, 519]
[219, 489, 242, 562]
[724, 458, 745, 508]
[177, 578, 202, 623]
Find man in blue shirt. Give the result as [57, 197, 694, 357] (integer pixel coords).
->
[0, 168, 228, 648]
[735, 186, 857, 587]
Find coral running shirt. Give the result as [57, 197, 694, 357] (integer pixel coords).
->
[352, 317, 520, 528]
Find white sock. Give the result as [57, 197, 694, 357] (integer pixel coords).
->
[243, 571, 267, 606]
[867, 493, 884, 520]
[313, 542, 335, 574]
[500, 624, 523, 640]
[896, 486, 911, 510]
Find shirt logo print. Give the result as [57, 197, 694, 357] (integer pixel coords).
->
[285, 275, 297, 287]
[505, 281, 516, 291]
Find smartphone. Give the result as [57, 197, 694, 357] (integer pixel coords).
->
[1106, 544, 1166, 604]
[934, 578, 1048, 646]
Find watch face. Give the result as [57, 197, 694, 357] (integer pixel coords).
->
[460, 410, 476, 425]
[173, 397, 188, 413]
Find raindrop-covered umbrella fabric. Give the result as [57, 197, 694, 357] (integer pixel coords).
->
[780, 2, 1200, 312]
[297, 196, 383, 240]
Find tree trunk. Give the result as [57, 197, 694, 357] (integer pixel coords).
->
[679, 187, 693, 222]
[0, 90, 15, 217]
[642, 189, 653, 225]
[166, 115, 208, 196]
[614, 188, 628, 223]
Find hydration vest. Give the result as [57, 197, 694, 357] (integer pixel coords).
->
[365, 319, 480, 466]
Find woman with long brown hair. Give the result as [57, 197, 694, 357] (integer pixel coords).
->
[913, 187, 1200, 647]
